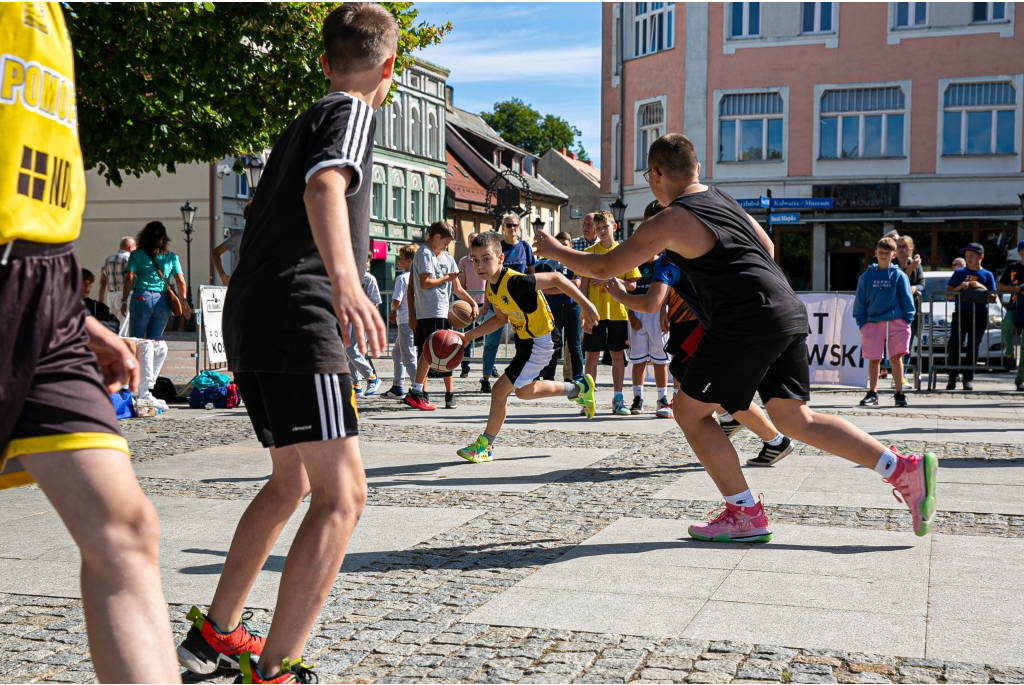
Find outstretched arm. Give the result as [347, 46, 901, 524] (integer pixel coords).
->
[605, 279, 669, 314]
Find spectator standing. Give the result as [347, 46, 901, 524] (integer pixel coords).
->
[384, 245, 418, 398]
[854, 237, 915, 408]
[458, 232, 487, 378]
[952, 257, 966, 269]
[81, 268, 121, 333]
[212, 200, 251, 286]
[571, 212, 598, 251]
[348, 256, 381, 396]
[895, 235, 924, 381]
[536, 232, 584, 382]
[945, 243, 996, 391]
[98, 236, 135, 327]
[121, 221, 190, 340]
[996, 240, 1024, 390]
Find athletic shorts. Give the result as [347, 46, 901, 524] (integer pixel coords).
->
[233, 371, 358, 449]
[627, 311, 669, 364]
[583, 319, 628, 353]
[860, 320, 911, 360]
[0, 242, 128, 490]
[505, 333, 555, 388]
[667, 320, 703, 381]
[680, 331, 811, 415]
[413, 317, 452, 378]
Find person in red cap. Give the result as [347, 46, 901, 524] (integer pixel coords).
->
[945, 243, 996, 390]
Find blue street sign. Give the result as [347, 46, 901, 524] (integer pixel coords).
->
[737, 198, 762, 209]
[772, 212, 801, 224]
[760, 195, 771, 208]
[736, 197, 834, 210]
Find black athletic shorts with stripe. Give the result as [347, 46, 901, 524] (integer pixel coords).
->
[234, 372, 358, 449]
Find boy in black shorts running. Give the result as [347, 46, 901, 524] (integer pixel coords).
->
[536, 133, 937, 543]
[178, 6, 392, 682]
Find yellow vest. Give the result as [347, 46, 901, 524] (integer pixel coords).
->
[0, 2, 85, 244]
[485, 268, 554, 340]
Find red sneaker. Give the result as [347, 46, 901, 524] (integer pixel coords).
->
[403, 391, 436, 411]
[688, 499, 772, 543]
[238, 653, 317, 684]
[883, 447, 937, 537]
[177, 606, 265, 673]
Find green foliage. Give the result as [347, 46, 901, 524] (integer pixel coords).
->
[480, 98, 582, 157]
[62, 2, 449, 185]
[575, 144, 589, 162]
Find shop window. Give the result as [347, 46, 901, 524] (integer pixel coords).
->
[820, 87, 905, 159]
[719, 92, 784, 162]
[942, 82, 1016, 156]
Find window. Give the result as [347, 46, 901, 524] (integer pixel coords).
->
[633, 2, 674, 57]
[943, 82, 1016, 155]
[730, 2, 760, 38]
[391, 186, 404, 221]
[428, 193, 438, 222]
[372, 181, 384, 219]
[719, 93, 783, 162]
[973, 2, 1006, 22]
[512, 156, 521, 173]
[410, 74, 421, 89]
[635, 100, 664, 169]
[236, 173, 249, 199]
[894, 2, 927, 28]
[391, 102, 403, 151]
[427, 112, 438, 159]
[802, 2, 832, 33]
[820, 87, 905, 159]
[410, 107, 421, 154]
[373, 109, 384, 145]
[410, 189, 422, 224]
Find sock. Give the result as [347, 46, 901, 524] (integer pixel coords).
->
[719, 411, 734, 422]
[614, 392, 624, 402]
[565, 382, 580, 399]
[412, 382, 424, 392]
[724, 489, 756, 508]
[483, 433, 496, 446]
[633, 385, 643, 399]
[766, 433, 785, 447]
[657, 386, 667, 400]
[873, 448, 899, 478]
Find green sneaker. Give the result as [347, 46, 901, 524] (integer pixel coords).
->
[612, 393, 630, 416]
[457, 435, 493, 463]
[571, 374, 596, 419]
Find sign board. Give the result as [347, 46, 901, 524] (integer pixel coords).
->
[771, 212, 801, 224]
[760, 195, 771, 208]
[199, 285, 228, 365]
[737, 197, 834, 210]
[371, 239, 387, 260]
[799, 293, 867, 387]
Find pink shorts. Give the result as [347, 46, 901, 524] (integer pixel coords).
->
[860, 320, 911, 360]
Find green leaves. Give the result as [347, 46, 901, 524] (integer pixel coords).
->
[480, 98, 583, 157]
[63, 2, 449, 185]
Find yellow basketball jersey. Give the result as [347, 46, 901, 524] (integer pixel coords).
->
[0, 2, 85, 245]
[485, 268, 554, 340]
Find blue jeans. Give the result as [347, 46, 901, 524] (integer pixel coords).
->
[128, 289, 171, 339]
[481, 311, 504, 378]
[541, 301, 583, 380]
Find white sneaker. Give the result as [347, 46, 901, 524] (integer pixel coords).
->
[152, 398, 169, 411]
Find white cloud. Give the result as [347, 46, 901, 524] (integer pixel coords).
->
[421, 40, 600, 83]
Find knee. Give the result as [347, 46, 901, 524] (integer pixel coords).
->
[311, 480, 367, 527]
[82, 499, 162, 570]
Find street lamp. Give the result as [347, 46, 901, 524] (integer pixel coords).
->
[244, 153, 265, 194]
[609, 196, 627, 240]
[179, 201, 196, 309]
[532, 214, 545, 236]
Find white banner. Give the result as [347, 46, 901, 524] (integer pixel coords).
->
[199, 285, 228, 365]
[799, 293, 867, 387]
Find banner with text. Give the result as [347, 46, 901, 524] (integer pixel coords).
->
[799, 293, 867, 387]
[199, 285, 228, 365]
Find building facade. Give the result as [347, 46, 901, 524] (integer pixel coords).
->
[538, 148, 602, 237]
[602, 2, 1024, 290]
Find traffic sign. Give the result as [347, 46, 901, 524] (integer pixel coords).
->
[771, 212, 801, 224]
[760, 195, 771, 208]
[736, 197, 833, 210]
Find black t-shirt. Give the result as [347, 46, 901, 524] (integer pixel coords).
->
[666, 186, 807, 340]
[999, 262, 1024, 309]
[534, 259, 574, 305]
[224, 92, 375, 374]
[83, 297, 119, 333]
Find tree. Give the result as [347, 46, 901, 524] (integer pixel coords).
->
[480, 99, 582, 157]
[63, 2, 450, 185]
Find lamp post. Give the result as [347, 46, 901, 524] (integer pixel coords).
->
[609, 196, 627, 241]
[244, 153, 265, 195]
[179, 201, 197, 309]
[532, 214, 544, 237]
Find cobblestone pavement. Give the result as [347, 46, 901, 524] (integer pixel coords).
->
[2, 391, 1023, 683]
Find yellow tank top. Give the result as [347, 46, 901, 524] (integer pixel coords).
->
[0, 2, 85, 244]
[485, 268, 554, 340]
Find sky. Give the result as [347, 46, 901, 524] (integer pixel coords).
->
[411, 2, 603, 167]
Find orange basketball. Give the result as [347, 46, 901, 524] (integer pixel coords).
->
[427, 329, 465, 372]
[448, 300, 475, 329]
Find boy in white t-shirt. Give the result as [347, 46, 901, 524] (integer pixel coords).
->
[383, 244, 418, 398]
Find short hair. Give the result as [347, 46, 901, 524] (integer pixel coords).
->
[242, 200, 253, 221]
[647, 133, 698, 180]
[137, 221, 170, 255]
[119, 236, 134, 250]
[398, 244, 418, 261]
[322, 3, 398, 74]
[877, 237, 898, 252]
[471, 230, 503, 253]
[426, 220, 455, 240]
[81, 268, 95, 283]
[555, 231, 572, 243]
[643, 200, 664, 220]
[593, 210, 614, 226]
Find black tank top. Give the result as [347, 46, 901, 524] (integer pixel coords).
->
[665, 186, 807, 340]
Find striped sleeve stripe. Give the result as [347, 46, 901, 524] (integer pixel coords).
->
[304, 96, 374, 185]
[314, 374, 329, 441]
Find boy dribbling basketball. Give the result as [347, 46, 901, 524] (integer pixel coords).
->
[453, 232, 599, 463]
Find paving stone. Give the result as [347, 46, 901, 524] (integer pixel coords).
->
[945, 662, 989, 683]
[897, 666, 940, 684]
[990, 665, 1024, 683]
[853, 674, 893, 684]
[736, 665, 782, 681]
[694, 659, 739, 675]
[639, 668, 690, 681]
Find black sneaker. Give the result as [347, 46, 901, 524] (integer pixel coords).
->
[381, 386, 405, 399]
[1017, 380, 1024, 392]
[719, 418, 743, 439]
[894, 392, 909, 407]
[859, 391, 878, 406]
[962, 379, 973, 391]
[630, 396, 643, 414]
[460, 367, 470, 378]
[445, 392, 458, 409]
[747, 436, 794, 467]
[480, 378, 491, 393]
[945, 376, 958, 390]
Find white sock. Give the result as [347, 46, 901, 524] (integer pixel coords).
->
[873, 448, 899, 478]
[412, 382, 424, 392]
[656, 386, 667, 400]
[633, 385, 643, 398]
[724, 489, 756, 508]
[719, 411, 734, 422]
[766, 433, 785, 447]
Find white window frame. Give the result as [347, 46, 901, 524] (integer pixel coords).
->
[818, 87, 907, 160]
[390, 171, 405, 222]
[936, 75, 1022, 175]
[972, 1, 1007, 23]
[710, 87, 789, 181]
[409, 106, 421, 155]
[391, 101, 404, 151]
[634, 95, 666, 171]
[941, 81, 1017, 156]
[730, 2, 760, 38]
[371, 167, 386, 220]
[717, 93, 785, 163]
[813, 80, 911, 178]
[427, 111, 438, 159]
[632, 2, 675, 58]
[236, 173, 249, 199]
[894, 1, 928, 28]
[801, 2, 834, 34]
[887, 2, 1013, 43]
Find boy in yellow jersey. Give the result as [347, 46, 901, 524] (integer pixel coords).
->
[454, 231, 600, 463]
[0, 3, 180, 681]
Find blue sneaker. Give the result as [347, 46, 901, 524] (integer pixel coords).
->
[363, 376, 382, 397]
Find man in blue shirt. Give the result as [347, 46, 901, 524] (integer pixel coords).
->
[945, 242, 997, 390]
[536, 232, 584, 381]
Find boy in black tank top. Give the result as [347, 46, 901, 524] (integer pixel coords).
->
[535, 133, 937, 544]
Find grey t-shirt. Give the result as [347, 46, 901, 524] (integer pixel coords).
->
[412, 245, 457, 320]
[222, 230, 243, 273]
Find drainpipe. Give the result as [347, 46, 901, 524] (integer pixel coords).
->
[617, 2, 625, 213]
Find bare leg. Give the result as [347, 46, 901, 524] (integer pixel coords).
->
[891, 356, 904, 393]
[611, 351, 625, 394]
[673, 393, 750, 495]
[631, 361, 646, 389]
[584, 351, 599, 384]
[21, 449, 180, 683]
[732, 402, 782, 442]
[867, 359, 881, 392]
[208, 445, 309, 631]
[484, 375, 515, 437]
[258, 436, 367, 676]
[764, 398, 885, 468]
[443, 374, 453, 393]
[653, 363, 668, 389]
[413, 351, 430, 386]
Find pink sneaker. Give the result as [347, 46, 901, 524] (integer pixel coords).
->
[688, 499, 772, 543]
[884, 448, 937, 537]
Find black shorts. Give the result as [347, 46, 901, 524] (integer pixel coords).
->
[234, 371, 358, 449]
[667, 320, 703, 380]
[582, 320, 629, 353]
[0, 242, 127, 490]
[414, 317, 452, 378]
[680, 331, 811, 415]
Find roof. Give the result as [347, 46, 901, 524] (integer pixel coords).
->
[546, 148, 600, 186]
[445, 148, 488, 207]
[446, 106, 534, 159]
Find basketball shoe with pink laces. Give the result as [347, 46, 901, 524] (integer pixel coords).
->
[883, 447, 937, 537]
[688, 498, 772, 543]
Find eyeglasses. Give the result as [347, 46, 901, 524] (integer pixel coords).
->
[897, 244, 909, 250]
[504, 223, 518, 228]
[643, 169, 651, 182]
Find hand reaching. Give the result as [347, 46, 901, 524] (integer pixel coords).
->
[332, 277, 386, 357]
[85, 317, 139, 393]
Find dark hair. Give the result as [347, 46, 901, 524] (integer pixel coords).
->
[554, 231, 572, 242]
[137, 221, 170, 255]
[427, 221, 455, 241]
[242, 199, 253, 221]
[81, 268, 95, 283]
[647, 133, 698, 181]
[471, 231, 502, 253]
[323, 3, 398, 74]
[643, 200, 665, 220]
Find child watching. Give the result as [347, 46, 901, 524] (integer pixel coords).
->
[383, 244, 418, 398]
[349, 255, 381, 396]
[535, 231, 585, 383]
[854, 236, 916, 407]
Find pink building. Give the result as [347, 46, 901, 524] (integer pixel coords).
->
[601, 2, 1024, 290]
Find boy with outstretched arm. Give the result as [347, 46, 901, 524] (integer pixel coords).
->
[453, 232, 600, 463]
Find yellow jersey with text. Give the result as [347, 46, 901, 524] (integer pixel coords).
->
[0, 2, 84, 245]
[485, 268, 554, 340]
[584, 241, 642, 321]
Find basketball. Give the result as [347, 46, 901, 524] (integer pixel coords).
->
[427, 329, 465, 372]
[448, 300, 474, 329]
